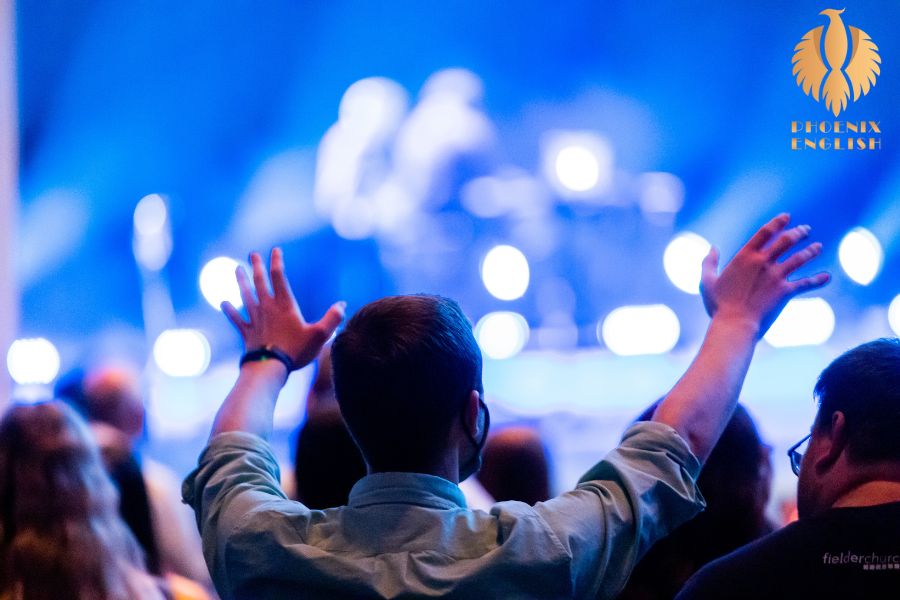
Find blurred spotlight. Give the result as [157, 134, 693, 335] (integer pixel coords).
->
[888, 294, 900, 336]
[663, 232, 712, 295]
[764, 298, 835, 348]
[393, 69, 495, 200]
[460, 169, 548, 219]
[542, 132, 614, 198]
[420, 68, 484, 104]
[200, 257, 244, 310]
[481, 245, 530, 301]
[556, 146, 600, 192]
[637, 172, 685, 222]
[600, 305, 680, 356]
[314, 77, 407, 231]
[838, 227, 883, 285]
[153, 329, 211, 377]
[133, 193, 172, 271]
[133, 193, 168, 236]
[475, 312, 530, 360]
[338, 77, 409, 144]
[7, 338, 61, 385]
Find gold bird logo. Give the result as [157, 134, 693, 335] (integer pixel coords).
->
[792, 8, 881, 117]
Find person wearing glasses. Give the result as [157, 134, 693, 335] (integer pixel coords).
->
[183, 215, 827, 600]
[677, 338, 900, 599]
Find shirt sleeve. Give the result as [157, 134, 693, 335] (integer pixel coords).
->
[182, 432, 298, 599]
[532, 421, 705, 599]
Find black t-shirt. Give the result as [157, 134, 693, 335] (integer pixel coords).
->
[676, 502, 900, 599]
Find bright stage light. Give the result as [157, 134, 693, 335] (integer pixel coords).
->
[475, 312, 530, 360]
[133, 194, 172, 271]
[838, 227, 882, 285]
[555, 145, 601, 192]
[133, 194, 168, 237]
[7, 338, 61, 385]
[600, 304, 680, 356]
[542, 132, 614, 197]
[200, 257, 244, 310]
[888, 295, 900, 336]
[153, 329, 211, 377]
[481, 245, 530, 301]
[663, 232, 711, 295]
[764, 298, 835, 348]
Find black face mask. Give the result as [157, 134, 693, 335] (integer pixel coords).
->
[459, 395, 491, 482]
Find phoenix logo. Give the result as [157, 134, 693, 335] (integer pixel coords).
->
[792, 8, 880, 117]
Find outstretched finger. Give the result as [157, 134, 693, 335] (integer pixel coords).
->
[250, 252, 272, 301]
[787, 271, 831, 296]
[313, 302, 347, 340]
[767, 225, 811, 261]
[779, 242, 822, 276]
[269, 247, 297, 303]
[236, 265, 258, 316]
[745, 214, 790, 251]
[221, 301, 248, 333]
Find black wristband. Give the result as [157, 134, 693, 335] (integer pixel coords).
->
[240, 345, 295, 373]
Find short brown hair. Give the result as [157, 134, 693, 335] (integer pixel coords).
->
[331, 295, 482, 472]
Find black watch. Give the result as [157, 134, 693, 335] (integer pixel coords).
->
[240, 345, 295, 373]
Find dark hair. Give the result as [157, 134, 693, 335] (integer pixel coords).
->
[619, 402, 773, 599]
[294, 409, 367, 509]
[478, 426, 551, 505]
[814, 337, 900, 463]
[331, 295, 482, 472]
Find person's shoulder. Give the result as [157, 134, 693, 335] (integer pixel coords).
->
[675, 520, 808, 599]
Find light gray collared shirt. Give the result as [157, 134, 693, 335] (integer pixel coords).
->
[183, 421, 704, 599]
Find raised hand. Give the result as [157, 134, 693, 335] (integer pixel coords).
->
[699, 214, 830, 337]
[221, 248, 345, 371]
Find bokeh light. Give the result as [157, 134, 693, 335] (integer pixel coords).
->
[838, 227, 883, 285]
[542, 132, 614, 197]
[152, 329, 211, 377]
[764, 298, 835, 348]
[6, 338, 61, 385]
[888, 294, 900, 337]
[481, 245, 530, 301]
[555, 145, 601, 192]
[475, 312, 530, 359]
[199, 257, 244, 310]
[663, 232, 712, 295]
[600, 305, 680, 356]
[133, 193, 168, 237]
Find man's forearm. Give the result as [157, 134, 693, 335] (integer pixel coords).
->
[652, 315, 760, 463]
[210, 361, 287, 439]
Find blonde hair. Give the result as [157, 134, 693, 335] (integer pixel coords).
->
[0, 401, 162, 600]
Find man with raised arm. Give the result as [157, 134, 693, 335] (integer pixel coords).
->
[183, 215, 828, 599]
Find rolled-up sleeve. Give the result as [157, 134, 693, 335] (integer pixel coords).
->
[534, 421, 705, 599]
[182, 432, 292, 597]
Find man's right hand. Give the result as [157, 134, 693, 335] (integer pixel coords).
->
[699, 214, 830, 336]
[654, 214, 830, 463]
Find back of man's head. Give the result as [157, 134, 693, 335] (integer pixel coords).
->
[814, 337, 900, 464]
[331, 295, 482, 472]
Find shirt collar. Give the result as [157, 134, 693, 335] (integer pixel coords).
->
[348, 472, 468, 510]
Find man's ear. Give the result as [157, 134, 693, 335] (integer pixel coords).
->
[813, 411, 849, 475]
[464, 390, 481, 436]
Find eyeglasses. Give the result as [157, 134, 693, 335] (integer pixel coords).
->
[787, 433, 811, 476]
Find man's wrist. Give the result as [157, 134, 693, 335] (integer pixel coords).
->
[241, 345, 295, 373]
[238, 358, 289, 387]
[709, 312, 762, 339]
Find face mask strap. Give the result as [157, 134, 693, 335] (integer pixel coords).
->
[462, 395, 490, 455]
